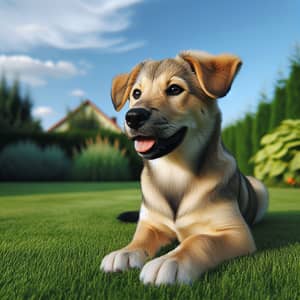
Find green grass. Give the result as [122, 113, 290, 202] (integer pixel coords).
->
[0, 183, 299, 300]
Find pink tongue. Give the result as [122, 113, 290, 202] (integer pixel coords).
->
[134, 139, 155, 153]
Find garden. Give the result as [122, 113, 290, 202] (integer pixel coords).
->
[0, 50, 299, 300]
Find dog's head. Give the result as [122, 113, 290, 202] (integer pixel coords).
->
[111, 50, 242, 160]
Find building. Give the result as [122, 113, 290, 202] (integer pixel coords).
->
[47, 100, 121, 133]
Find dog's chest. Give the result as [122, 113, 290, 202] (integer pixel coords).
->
[149, 158, 192, 213]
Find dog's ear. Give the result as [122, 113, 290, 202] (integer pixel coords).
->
[111, 63, 143, 111]
[179, 51, 242, 99]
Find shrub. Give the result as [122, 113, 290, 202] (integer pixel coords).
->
[0, 130, 143, 180]
[71, 137, 131, 181]
[0, 142, 70, 181]
[251, 119, 300, 187]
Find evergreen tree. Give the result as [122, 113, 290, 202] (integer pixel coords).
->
[234, 120, 245, 170]
[0, 76, 41, 132]
[0, 76, 9, 121]
[269, 77, 287, 131]
[7, 80, 22, 127]
[222, 124, 237, 156]
[242, 113, 254, 174]
[286, 48, 300, 119]
[252, 92, 271, 153]
[234, 115, 254, 174]
[21, 92, 32, 124]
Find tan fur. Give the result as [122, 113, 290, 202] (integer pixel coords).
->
[102, 50, 268, 285]
[111, 63, 144, 111]
[178, 51, 242, 98]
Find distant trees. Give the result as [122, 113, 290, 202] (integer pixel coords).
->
[251, 92, 272, 153]
[0, 76, 41, 132]
[269, 77, 287, 130]
[286, 49, 300, 119]
[222, 47, 300, 175]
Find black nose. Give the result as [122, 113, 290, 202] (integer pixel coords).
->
[125, 108, 151, 129]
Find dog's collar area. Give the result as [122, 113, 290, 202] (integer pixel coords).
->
[133, 126, 188, 160]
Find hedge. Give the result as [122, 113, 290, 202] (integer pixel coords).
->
[0, 129, 143, 180]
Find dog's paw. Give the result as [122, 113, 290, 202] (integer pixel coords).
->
[100, 249, 147, 273]
[139, 255, 193, 285]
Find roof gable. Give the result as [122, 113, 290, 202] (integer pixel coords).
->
[48, 100, 121, 132]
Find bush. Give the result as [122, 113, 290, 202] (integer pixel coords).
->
[0, 142, 70, 181]
[251, 119, 300, 187]
[0, 130, 143, 180]
[71, 137, 131, 181]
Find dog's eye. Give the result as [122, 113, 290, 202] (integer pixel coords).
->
[132, 89, 142, 100]
[166, 84, 184, 96]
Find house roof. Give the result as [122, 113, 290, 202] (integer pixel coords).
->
[47, 99, 122, 132]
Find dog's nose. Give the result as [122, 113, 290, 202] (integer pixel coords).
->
[125, 108, 151, 129]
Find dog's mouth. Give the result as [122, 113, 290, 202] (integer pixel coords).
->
[132, 127, 187, 160]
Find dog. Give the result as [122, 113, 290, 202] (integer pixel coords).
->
[100, 50, 269, 285]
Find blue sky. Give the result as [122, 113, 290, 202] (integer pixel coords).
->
[0, 0, 299, 130]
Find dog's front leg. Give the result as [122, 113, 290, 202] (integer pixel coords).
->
[140, 226, 256, 285]
[101, 220, 174, 272]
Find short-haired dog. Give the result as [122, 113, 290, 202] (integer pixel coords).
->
[100, 50, 269, 285]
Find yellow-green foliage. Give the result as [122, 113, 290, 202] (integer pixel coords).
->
[71, 136, 130, 181]
[251, 119, 300, 186]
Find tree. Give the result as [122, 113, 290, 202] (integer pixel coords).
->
[0, 76, 9, 122]
[252, 92, 272, 153]
[285, 48, 300, 119]
[222, 124, 236, 156]
[0, 76, 41, 132]
[222, 46, 300, 176]
[242, 113, 254, 174]
[269, 77, 287, 131]
[232, 114, 254, 174]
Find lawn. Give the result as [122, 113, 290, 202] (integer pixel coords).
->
[0, 183, 299, 300]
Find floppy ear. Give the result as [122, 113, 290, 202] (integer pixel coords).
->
[179, 51, 242, 99]
[111, 63, 143, 111]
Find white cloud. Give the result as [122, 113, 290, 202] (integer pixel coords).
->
[0, 0, 144, 52]
[110, 41, 146, 53]
[0, 55, 81, 86]
[33, 106, 54, 118]
[71, 89, 86, 98]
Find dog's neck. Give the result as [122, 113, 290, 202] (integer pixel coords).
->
[145, 112, 236, 218]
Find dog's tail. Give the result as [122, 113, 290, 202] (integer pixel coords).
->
[117, 211, 139, 223]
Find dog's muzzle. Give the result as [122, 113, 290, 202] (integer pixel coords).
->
[126, 108, 151, 130]
[134, 126, 187, 159]
[125, 108, 187, 159]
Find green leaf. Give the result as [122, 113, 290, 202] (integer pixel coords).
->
[261, 132, 279, 145]
[264, 142, 284, 155]
[285, 140, 300, 150]
[254, 164, 266, 180]
[251, 149, 267, 163]
[289, 152, 300, 171]
[269, 160, 288, 177]
[254, 160, 273, 179]
[281, 119, 300, 127]
[271, 147, 288, 159]
[279, 132, 300, 143]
